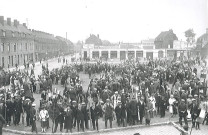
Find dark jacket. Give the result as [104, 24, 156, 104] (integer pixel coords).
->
[90, 104, 102, 119]
[129, 99, 138, 116]
[64, 109, 73, 129]
[178, 102, 187, 116]
[77, 109, 84, 121]
[138, 100, 145, 117]
[103, 103, 114, 118]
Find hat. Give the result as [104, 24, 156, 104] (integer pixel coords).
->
[32, 103, 36, 107]
[115, 91, 118, 94]
[82, 102, 86, 105]
[194, 94, 198, 97]
[72, 100, 77, 103]
[192, 99, 196, 101]
[181, 99, 185, 102]
[188, 95, 192, 98]
[25, 98, 30, 101]
[106, 99, 110, 102]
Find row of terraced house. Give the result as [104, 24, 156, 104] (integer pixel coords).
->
[0, 16, 74, 69]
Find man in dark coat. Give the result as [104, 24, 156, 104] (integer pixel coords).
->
[103, 99, 114, 128]
[90, 102, 102, 130]
[30, 104, 37, 133]
[24, 99, 32, 127]
[71, 101, 78, 128]
[64, 105, 73, 133]
[115, 102, 122, 126]
[53, 107, 64, 133]
[160, 96, 166, 118]
[129, 96, 138, 125]
[81, 102, 89, 129]
[126, 97, 131, 125]
[77, 104, 84, 132]
[14, 96, 22, 125]
[190, 99, 198, 128]
[138, 97, 145, 124]
[115, 101, 126, 127]
[6, 97, 14, 126]
[178, 99, 188, 126]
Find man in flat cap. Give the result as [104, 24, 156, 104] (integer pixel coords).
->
[178, 99, 188, 126]
[31, 103, 37, 133]
[190, 98, 198, 128]
[103, 99, 114, 128]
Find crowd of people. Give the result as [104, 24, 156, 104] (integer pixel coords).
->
[0, 56, 207, 134]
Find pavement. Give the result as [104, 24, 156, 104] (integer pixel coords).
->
[3, 56, 208, 135]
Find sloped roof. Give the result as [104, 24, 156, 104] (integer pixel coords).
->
[155, 30, 178, 41]
[197, 33, 208, 42]
[102, 40, 111, 46]
[32, 30, 58, 41]
[56, 36, 73, 45]
[0, 21, 32, 34]
[85, 34, 102, 45]
[156, 31, 169, 40]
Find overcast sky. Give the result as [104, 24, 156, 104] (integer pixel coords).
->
[0, 0, 207, 43]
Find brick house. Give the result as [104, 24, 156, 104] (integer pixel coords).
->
[154, 29, 178, 49]
[0, 16, 34, 68]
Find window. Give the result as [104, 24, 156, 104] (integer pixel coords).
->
[20, 43, 22, 51]
[25, 43, 27, 50]
[12, 32, 15, 37]
[8, 56, 10, 65]
[2, 31, 6, 37]
[14, 43, 16, 52]
[1, 43, 4, 52]
[8, 43, 10, 52]
[2, 57, 4, 68]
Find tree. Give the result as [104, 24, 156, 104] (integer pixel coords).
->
[185, 29, 196, 47]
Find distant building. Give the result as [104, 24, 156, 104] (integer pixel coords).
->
[196, 28, 208, 58]
[173, 40, 187, 49]
[82, 36, 165, 60]
[0, 16, 73, 69]
[56, 36, 74, 55]
[0, 16, 34, 68]
[154, 29, 178, 49]
[141, 39, 155, 49]
[85, 34, 102, 45]
[33, 31, 74, 61]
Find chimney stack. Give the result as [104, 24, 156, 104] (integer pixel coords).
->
[206, 28, 208, 34]
[14, 19, 18, 27]
[0, 16, 4, 25]
[23, 23, 27, 28]
[7, 18, 11, 26]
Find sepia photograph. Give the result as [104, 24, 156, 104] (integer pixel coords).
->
[0, 0, 208, 134]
